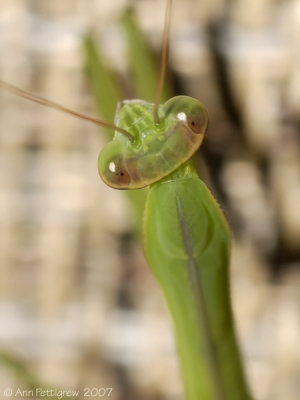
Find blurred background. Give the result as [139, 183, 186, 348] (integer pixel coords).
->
[0, 0, 299, 399]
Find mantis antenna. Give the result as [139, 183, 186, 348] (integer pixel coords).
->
[153, 0, 173, 124]
[0, 80, 134, 142]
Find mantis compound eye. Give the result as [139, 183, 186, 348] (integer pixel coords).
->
[102, 157, 131, 188]
[186, 108, 208, 135]
[163, 95, 209, 136]
[98, 142, 132, 189]
[108, 159, 130, 182]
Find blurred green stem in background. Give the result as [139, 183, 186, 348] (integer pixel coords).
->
[0, 351, 69, 400]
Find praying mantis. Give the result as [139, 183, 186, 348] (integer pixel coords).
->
[0, 1, 253, 399]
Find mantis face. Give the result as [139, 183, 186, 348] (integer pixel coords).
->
[98, 96, 208, 189]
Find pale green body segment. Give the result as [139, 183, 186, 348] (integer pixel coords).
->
[144, 164, 252, 400]
[98, 96, 208, 189]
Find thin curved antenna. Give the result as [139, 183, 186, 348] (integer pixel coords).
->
[0, 80, 134, 142]
[153, 0, 173, 124]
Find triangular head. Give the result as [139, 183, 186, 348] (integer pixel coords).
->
[98, 96, 208, 189]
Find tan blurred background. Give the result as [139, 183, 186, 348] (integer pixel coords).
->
[0, 0, 299, 399]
